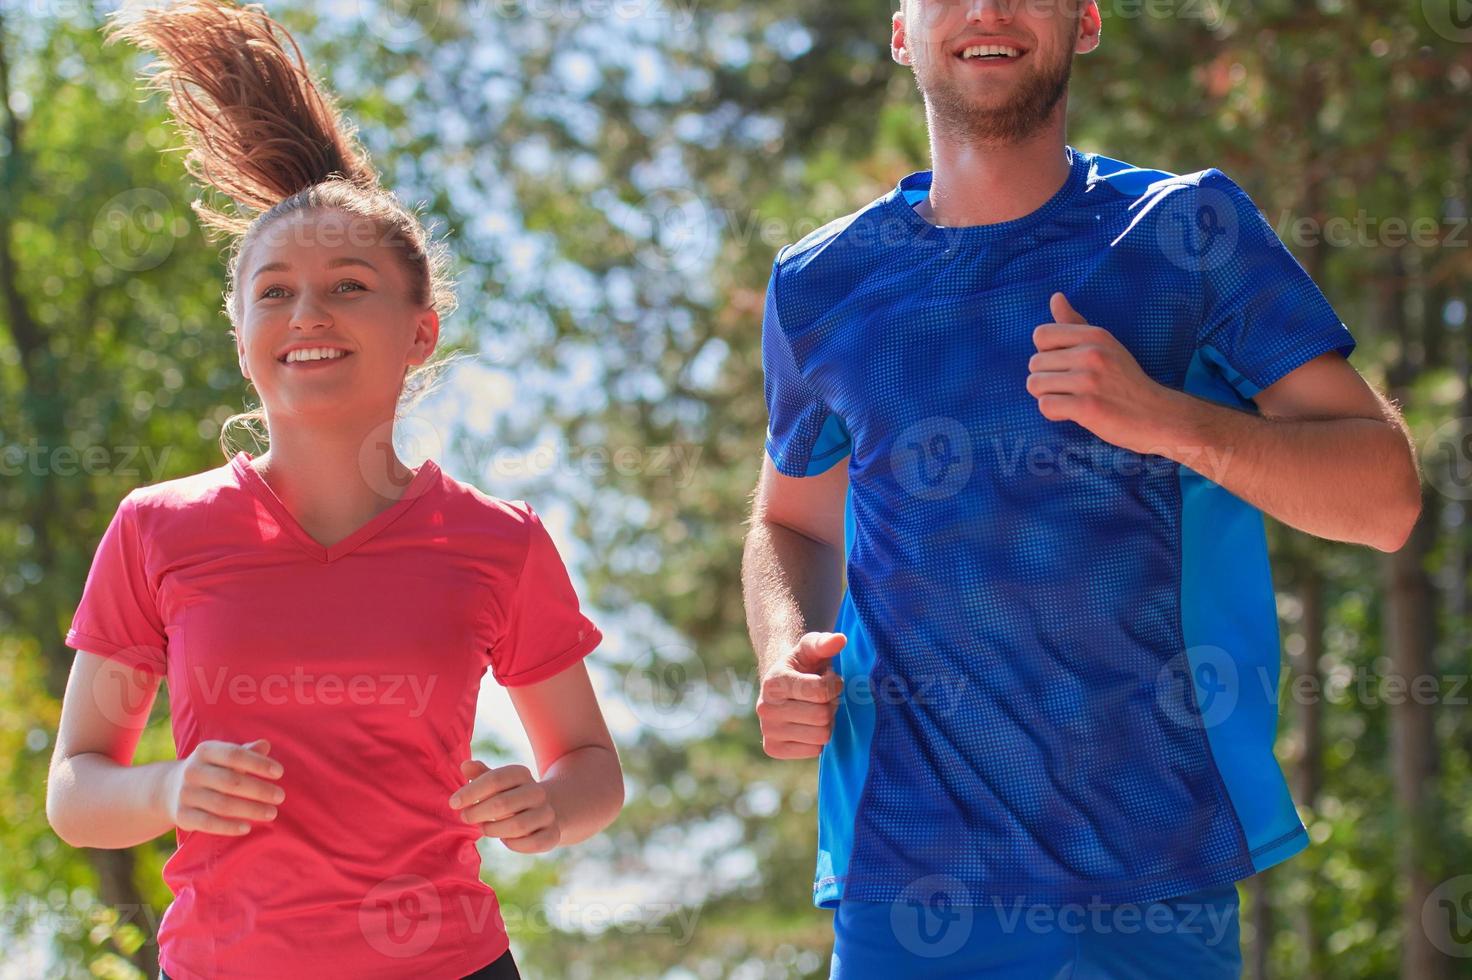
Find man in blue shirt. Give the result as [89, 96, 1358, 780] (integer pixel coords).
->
[740, 1, 1422, 976]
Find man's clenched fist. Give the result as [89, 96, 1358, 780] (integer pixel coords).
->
[756, 632, 846, 759]
[1028, 291, 1172, 455]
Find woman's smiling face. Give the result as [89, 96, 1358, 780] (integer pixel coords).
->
[234, 208, 439, 423]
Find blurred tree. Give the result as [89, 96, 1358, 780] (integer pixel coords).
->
[1, 6, 236, 975]
[3, 1, 1469, 978]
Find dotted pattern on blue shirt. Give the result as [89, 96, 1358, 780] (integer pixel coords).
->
[761, 147, 1356, 906]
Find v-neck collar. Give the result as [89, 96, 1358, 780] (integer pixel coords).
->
[230, 450, 440, 564]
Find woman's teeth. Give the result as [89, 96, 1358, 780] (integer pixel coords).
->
[282, 348, 349, 363]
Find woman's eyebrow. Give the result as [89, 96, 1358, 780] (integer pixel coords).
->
[251, 256, 379, 280]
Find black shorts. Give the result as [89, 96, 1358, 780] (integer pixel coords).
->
[159, 947, 521, 979]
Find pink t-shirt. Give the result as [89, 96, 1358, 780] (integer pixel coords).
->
[64, 451, 603, 979]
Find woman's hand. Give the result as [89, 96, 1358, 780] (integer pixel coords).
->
[163, 738, 285, 836]
[449, 760, 561, 854]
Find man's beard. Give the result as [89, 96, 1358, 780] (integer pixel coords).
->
[913, 50, 1074, 145]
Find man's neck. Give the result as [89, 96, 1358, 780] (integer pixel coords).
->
[917, 117, 1073, 229]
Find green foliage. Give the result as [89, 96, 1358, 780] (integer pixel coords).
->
[2, 1, 1467, 977]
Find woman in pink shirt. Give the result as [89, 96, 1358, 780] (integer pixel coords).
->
[45, 2, 624, 977]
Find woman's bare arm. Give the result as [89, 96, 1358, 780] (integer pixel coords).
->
[47, 651, 285, 848]
[451, 660, 624, 851]
[46, 651, 175, 848]
[508, 660, 623, 846]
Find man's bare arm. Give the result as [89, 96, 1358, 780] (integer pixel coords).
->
[741, 456, 849, 759]
[1029, 294, 1422, 553]
[1153, 353, 1421, 552]
[742, 457, 848, 675]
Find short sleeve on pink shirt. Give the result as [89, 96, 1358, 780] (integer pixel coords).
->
[491, 503, 602, 687]
[65, 490, 168, 676]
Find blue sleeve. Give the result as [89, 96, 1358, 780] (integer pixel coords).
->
[1194, 169, 1357, 400]
[761, 253, 851, 476]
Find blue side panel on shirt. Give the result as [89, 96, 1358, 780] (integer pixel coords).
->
[765, 412, 850, 477]
[815, 489, 878, 907]
[1179, 351, 1309, 871]
[806, 413, 853, 476]
[1196, 344, 1262, 399]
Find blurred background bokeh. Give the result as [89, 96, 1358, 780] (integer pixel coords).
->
[1, 1, 1469, 977]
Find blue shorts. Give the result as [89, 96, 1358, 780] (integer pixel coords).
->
[830, 882, 1242, 979]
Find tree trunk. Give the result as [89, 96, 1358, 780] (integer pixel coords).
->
[1247, 871, 1272, 980]
[1285, 89, 1329, 978]
[1293, 560, 1324, 979]
[1383, 492, 1445, 980]
[1382, 248, 1447, 980]
[89, 847, 160, 979]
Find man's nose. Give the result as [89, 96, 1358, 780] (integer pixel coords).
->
[967, 0, 1015, 24]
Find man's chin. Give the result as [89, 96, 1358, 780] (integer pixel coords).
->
[923, 75, 1026, 109]
[926, 89, 1029, 122]
[918, 70, 1069, 144]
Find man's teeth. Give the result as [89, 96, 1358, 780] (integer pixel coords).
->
[962, 44, 1022, 59]
[283, 348, 349, 363]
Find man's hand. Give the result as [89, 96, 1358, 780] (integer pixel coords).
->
[1028, 292, 1173, 455]
[756, 632, 846, 760]
[450, 760, 561, 854]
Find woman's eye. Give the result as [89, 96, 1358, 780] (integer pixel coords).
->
[260, 278, 363, 297]
[335, 280, 366, 293]
[261, 285, 287, 299]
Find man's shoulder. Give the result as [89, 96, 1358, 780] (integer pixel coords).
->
[772, 185, 904, 279]
[1083, 150, 1249, 207]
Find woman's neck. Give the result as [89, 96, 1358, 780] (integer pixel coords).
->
[250, 423, 418, 544]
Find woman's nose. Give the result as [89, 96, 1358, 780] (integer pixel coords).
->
[288, 297, 332, 331]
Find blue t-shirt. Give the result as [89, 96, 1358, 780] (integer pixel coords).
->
[761, 146, 1355, 909]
